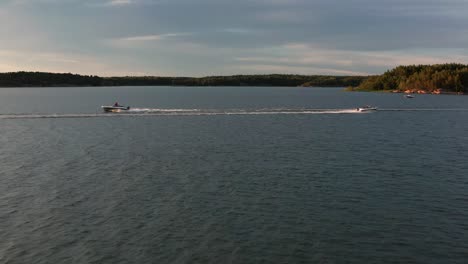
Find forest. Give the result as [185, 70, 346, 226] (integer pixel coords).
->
[0, 72, 367, 87]
[352, 64, 468, 93]
[4, 65, 467, 93]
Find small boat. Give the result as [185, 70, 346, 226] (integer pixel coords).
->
[356, 105, 378, 112]
[405, 94, 414, 98]
[101, 103, 130, 113]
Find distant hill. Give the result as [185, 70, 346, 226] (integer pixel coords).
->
[0, 72, 367, 87]
[350, 63, 468, 94]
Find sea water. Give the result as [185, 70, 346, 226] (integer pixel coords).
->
[1, 87, 467, 263]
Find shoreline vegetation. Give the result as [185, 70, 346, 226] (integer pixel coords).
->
[1, 64, 467, 95]
[348, 63, 468, 94]
[0, 72, 365, 88]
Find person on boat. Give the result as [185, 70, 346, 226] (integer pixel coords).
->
[114, 102, 119, 107]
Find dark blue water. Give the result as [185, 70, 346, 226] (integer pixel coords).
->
[1, 87, 467, 263]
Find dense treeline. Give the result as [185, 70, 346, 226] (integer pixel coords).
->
[4, 65, 468, 92]
[0, 72, 101, 87]
[0, 72, 367, 87]
[353, 64, 468, 93]
[104, 74, 367, 86]
[301, 76, 365, 87]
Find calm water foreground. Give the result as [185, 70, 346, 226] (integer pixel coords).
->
[1, 86, 468, 263]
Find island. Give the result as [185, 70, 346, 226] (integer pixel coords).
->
[348, 63, 468, 94]
[0, 72, 366, 88]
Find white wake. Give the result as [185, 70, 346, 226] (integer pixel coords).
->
[0, 108, 365, 119]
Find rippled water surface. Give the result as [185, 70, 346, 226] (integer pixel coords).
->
[1, 87, 468, 263]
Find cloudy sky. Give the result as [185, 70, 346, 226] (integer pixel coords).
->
[1, 0, 468, 76]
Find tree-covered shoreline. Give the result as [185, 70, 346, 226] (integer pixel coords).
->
[350, 64, 468, 94]
[3, 65, 468, 94]
[0, 72, 367, 88]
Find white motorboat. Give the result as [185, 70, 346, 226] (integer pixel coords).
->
[405, 94, 414, 98]
[101, 103, 130, 112]
[356, 106, 378, 112]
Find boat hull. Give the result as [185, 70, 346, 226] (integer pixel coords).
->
[101, 106, 130, 112]
[357, 107, 378, 112]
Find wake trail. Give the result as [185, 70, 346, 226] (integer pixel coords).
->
[0, 108, 360, 119]
[1, 108, 468, 120]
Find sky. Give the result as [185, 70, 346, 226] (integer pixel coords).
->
[1, 0, 468, 76]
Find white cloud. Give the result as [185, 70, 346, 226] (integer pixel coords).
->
[105, 32, 194, 48]
[256, 10, 307, 23]
[121, 35, 164, 41]
[232, 43, 468, 75]
[120, 33, 191, 41]
[221, 28, 255, 34]
[0, 49, 169, 76]
[104, 0, 133, 6]
[230, 64, 370, 76]
[88, 0, 162, 7]
[248, 0, 305, 6]
[283, 43, 468, 67]
[5, 0, 82, 5]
